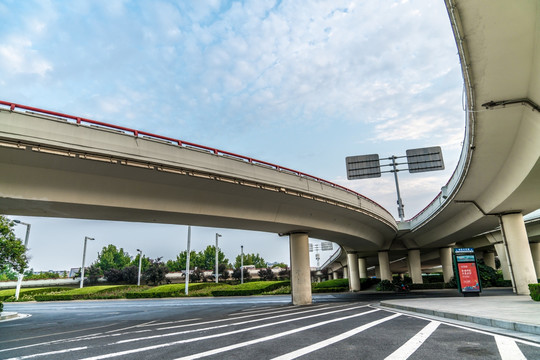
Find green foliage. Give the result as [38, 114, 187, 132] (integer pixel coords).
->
[234, 253, 266, 269]
[529, 284, 540, 301]
[422, 273, 444, 283]
[272, 262, 288, 269]
[376, 280, 394, 291]
[0, 287, 72, 301]
[167, 248, 228, 272]
[86, 264, 103, 285]
[129, 254, 150, 272]
[143, 257, 169, 286]
[231, 268, 251, 282]
[24, 271, 64, 280]
[94, 244, 132, 272]
[477, 262, 498, 287]
[313, 279, 349, 289]
[0, 216, 28, 273]
[211, 281, 290, 296]
[258, 267, 276, 281]
[0, 265, 18, 281]
[34, 285, 144, 301]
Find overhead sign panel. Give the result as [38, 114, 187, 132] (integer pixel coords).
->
[346, 154, 381, 179]
[406, 146, 444, 173]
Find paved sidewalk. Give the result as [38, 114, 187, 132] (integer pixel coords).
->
[380, 292, 540, 342]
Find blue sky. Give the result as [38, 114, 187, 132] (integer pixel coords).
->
[2, 0, 469, 271]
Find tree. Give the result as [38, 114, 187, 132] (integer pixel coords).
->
[166, 250, 199, 272]
[258, 267, 276, 281]
[121, 265, 139, 284]
[0, 216, 28, 273]
[199, 245, 229, 271]
[143, 257, 169, 286]
[129, 253, 150, 272]
[232, 267, 251, 282]
[219, 263, 229, 281]
[94, 244, 131, 272]
[234, 253, 266, 269]
[86, 264, 102, 285]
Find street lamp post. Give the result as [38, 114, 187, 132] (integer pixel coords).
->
[80, 236, 94, 288]
[215, 233, 222, 283]
[241, 245, 244, 284]
[185, 226, 192, 295]
[13, 220, 31, 301]
[136, 249, 143, 286]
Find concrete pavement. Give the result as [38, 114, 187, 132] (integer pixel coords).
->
[379, 288, 540, 342]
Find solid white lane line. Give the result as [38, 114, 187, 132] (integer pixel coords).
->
[384, 321, 440, 360]
[4, 346, 88, 360]
[228, 304, 328, 317]
[495, 335, 527, 360]
[176, 310, 393, 360]
[372, 305, 540, 348]
[271, 313, 402, 360]
[116, 304, 369, 344]
[78, 308, 380, 360]
[158, 303, 347, 330]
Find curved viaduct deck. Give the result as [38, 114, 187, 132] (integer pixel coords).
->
[0, 104, 397, 251]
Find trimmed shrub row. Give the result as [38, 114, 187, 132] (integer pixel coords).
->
[529, 284, 540, 301]
[211, 281, 290, 297]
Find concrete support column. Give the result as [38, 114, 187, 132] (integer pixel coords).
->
[358, 257, 367, 279]
[494, 243, 511, 280]
[531, 243, 540, 279]
[439, 247, 454, 283]
[347, 252, 360, 291]
[501, 213, 537, 295]
[408, 249, 423, 284]
[328, 270, 333, 281]
[289, 233, 312, 305]
[378, 251, 392, 281]
[483, 250, 496, 269]
[375, 266, 381, 279]
[343, 266, 348, 279]
[333, 271, 339, 280]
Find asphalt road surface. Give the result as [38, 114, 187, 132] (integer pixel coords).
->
[1, 295, 539, 359]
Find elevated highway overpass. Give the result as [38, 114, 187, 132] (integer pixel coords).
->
[324, 0, 540, 295]
[1, 0, 539, 302]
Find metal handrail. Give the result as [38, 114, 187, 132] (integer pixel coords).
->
[0, 100, 394, 218]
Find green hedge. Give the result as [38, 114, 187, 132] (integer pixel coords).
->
[211, 281, 290, 297]
[529, 284, 540, 301]
[312, 279, 348, 289]
[0, 287, 72, 301]
[0, 301, 3, 313]
[34, 286, 140, 301]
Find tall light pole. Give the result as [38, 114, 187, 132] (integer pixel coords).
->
[80, 236, 94, 288]
[13, 220, 31, 301]
[215, 233, 222, 283]
[185, 226, 191, 295]
[241, 245, 244, 284]
[136, 249, 143, 286]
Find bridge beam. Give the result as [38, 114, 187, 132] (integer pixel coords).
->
[346, 252, 360, 291]
[378, 251, 392, 281]
[289, 233, 312, 305]
[407, 249, 423, 284]
[501, 213, 537, 295]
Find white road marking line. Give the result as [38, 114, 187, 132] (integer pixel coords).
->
[175, 310, 392, 360]
[384, 321, 440, 360]
[6, 304, 370, 360]
[4, 346, 88, 360]
[157, 302, 353, 330]
[78, 308, 381, 360]
[372, 305, 540, 348]
[271, 313, 402, 360]
[116, 304, 369, 344]
[228, 304, 328, 317]
[134, 318, 200, 328]
[495, 335, 527, 360]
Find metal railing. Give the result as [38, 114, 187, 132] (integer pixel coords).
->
[0, 100, 393, 219]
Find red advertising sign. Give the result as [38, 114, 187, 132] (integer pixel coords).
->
[457, 263, 480, 292]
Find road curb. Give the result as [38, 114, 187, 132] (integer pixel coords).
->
[380, 301, 540, 336]
[0, 311, 19, 321]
